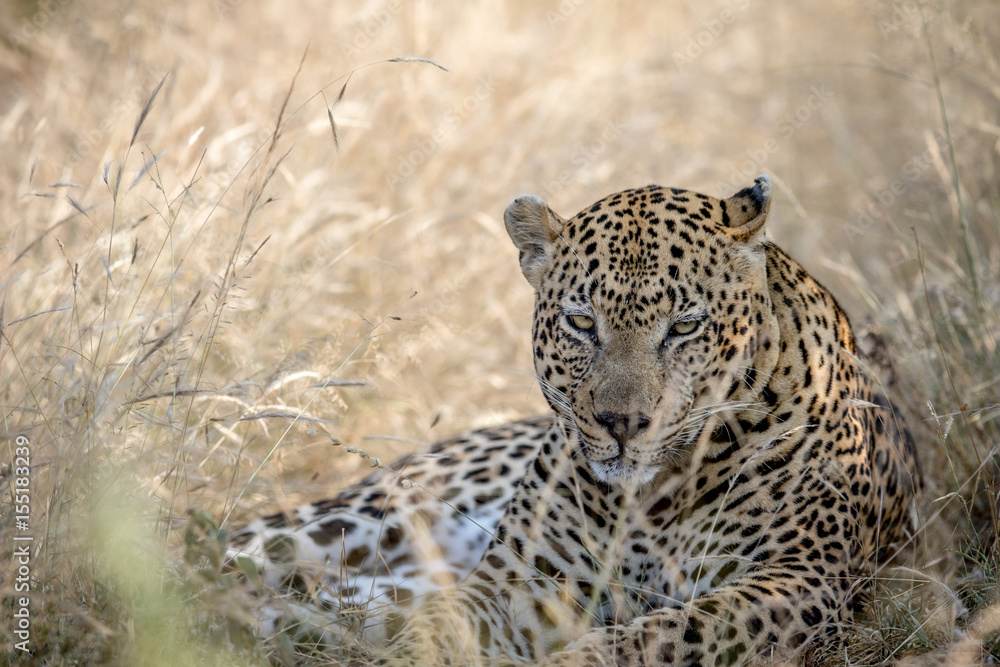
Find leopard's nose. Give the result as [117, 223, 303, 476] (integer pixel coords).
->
[594, 412, 651, 452]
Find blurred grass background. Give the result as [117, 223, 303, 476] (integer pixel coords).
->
[0, 0, 997, 664]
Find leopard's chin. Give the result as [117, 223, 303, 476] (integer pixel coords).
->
[588, 456, 660, 487]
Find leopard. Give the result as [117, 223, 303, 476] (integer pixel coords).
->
[228, 175, 922, 665]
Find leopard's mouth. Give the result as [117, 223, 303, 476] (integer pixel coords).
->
[580, 418, 714, 486]
[587, 454, 660, 486]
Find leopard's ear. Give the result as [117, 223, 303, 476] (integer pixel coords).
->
[504, 195, 567, 289]
[721, 175, 771, 242]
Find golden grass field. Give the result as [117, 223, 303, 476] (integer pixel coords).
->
[1, 0, 998, 664]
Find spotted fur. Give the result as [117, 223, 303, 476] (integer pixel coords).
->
[231, 176, 922, 665]
[227, 419, 548, 643]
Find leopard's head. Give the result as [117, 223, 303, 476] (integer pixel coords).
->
[505, 176, 779, 485]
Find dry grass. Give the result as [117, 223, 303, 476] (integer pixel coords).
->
[1, 0, 998, 664]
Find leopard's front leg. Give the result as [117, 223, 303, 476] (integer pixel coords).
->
[379, 552, 574, 665]
[379, 430, 594, 665]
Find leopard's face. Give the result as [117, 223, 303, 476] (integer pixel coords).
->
[505, 178, 779, 485]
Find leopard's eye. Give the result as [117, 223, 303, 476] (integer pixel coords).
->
[568, 314, 595, 332]
[670, 320, 699, 336]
